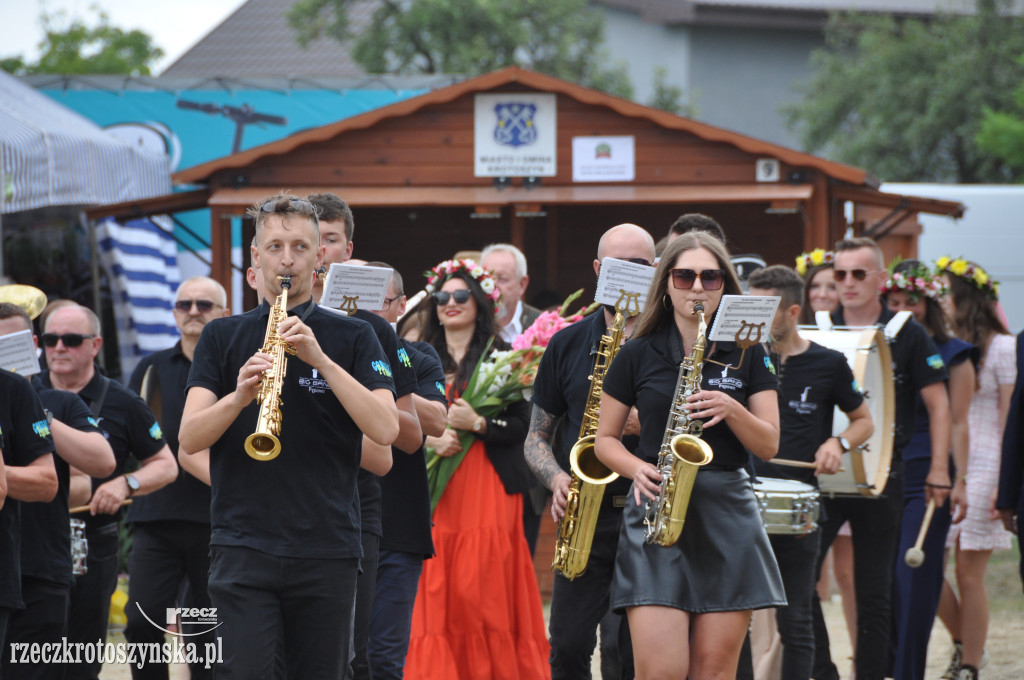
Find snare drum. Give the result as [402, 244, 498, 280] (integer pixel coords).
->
[753, 477, 820, 535]
[70, 518, 88, 576]
[798, 326, 895, 497]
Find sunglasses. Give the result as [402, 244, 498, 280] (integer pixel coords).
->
[42, 333, 94, 348]
[174, 299, 218, 313]
[833, 268, 878, 282]
[432, 290, 472, 306]
[618, 257, 653, 267]
[670, 268, 725, 291]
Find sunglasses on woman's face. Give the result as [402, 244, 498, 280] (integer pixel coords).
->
[833, 268, 876, 282]
[432, 290, 472, 306]
[41, 333, 94, 348]
[670, 268, 725, 291]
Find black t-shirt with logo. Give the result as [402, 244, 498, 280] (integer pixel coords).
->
[831, 306, 947, 456]
[39, 370, 167, 533]
[531, 311, 635, 501]
[380, 340, 448, 556]
[603, 322, 778, 469]
[0, 369, 56, 608]
[187, 300, 395, 559]
[21, 384, 102, 587]
[126, 342, 211, 525]
[753, 341, 863, 485]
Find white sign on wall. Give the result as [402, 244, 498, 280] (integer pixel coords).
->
[572, 136, 635, 182]
[474, 93, 557, 177]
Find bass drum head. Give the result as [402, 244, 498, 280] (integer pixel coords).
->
[797, 327, 895, 497]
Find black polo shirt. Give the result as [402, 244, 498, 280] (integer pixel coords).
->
[531, 311, 634, 502]
[0, 369, 55, 608]
[126, 342, 211, 525]
[754, 341, 863, 485]
[39, 370, 167, 533]
[21, 384, 102, 587]
[187, 299, 395, 559]
[380, 340, 448, 557]
[603, 322, 778, 469]
[351, 310, 418, 538]
[831, 306, 947, 457]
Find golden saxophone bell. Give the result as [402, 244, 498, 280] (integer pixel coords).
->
[0, 284, 47, 320]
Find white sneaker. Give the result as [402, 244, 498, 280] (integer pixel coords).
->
[940, 643, 962, 680]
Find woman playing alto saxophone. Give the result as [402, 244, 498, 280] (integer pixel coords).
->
[594, 232, 785, 679]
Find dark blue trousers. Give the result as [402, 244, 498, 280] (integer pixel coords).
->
[368, 550, 424, 680]
[891, 458, 953, 680]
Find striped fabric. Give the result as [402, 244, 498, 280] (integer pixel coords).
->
[97, 217, 181, 378]
[0, 71, 170, 214]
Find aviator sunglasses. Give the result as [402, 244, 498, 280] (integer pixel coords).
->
[833, 268, 878, 282]
[41, 333, 94, 348]
[432, 290, 473, 305]
[174, 299, 218, 313]
[670, 268, 725, 291]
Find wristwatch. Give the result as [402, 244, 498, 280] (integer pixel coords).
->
[835, 436, 851, 452]
[124, 474, 140, 497]
[472, 416, 485, 433]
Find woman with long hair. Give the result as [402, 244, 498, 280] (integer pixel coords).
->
[934, 258, 1016, 680]
[594, 232, 784, 679]
[796, 250, 839, 325]
[405, 259, 549, 680]
[883, 259, 974, 680]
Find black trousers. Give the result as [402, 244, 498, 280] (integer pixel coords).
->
[811, 465, 904, 680]
[2, 577, 70, 680]
[66, 526, 119, 680]
[124, 521, 213, 680]
[548, 507, 633, 680]
[347, 532, 379, 680]
[770, 528, 821, 680]
[207, 545, 359, 680]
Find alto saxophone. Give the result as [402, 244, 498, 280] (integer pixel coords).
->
[245, 276, 296, 461]
[643, 302, 714, 546]
[552, 292, 637, 579]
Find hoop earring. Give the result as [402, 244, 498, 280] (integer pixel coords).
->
[662, 294, 672, 311]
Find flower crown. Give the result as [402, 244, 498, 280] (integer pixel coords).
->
[795, 249, 834, 277]
[423, 258, 502, 313]
[882, 259, 947, 302]
[934, 256, 999, 300]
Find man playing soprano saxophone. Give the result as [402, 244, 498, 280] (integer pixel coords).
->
[525, 223, 655, 679]
[180, 195, 399, 680]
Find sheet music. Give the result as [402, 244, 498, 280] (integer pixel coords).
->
[320, 263, 393, 311]
[0, 330, 41, 376]
[594, 258, 655, 310]
[707, 295, 780, 342]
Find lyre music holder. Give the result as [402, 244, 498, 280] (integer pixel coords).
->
[705, 319, 765, 377]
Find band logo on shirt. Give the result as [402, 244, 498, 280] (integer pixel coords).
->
[299, 367, 332, 394]
[372, 360, 393, 378]
[764, 356, 777, 375]
[149, 423, 163, 440]
[435, 381, 446, 396]
[708, 376, 744, 391]
[32, 420, 51, 439]
[926, 354, 945, 370]
[787, 386, 819, 415]
[397, 348, 413, 368]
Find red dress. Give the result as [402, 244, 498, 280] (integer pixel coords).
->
[405, 435, 550, 679]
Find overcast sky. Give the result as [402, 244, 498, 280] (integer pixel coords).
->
[2, 0, 248, 73]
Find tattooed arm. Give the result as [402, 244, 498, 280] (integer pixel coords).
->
[526, 404, 572, 522]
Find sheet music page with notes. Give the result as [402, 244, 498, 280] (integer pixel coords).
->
[0, 329, 41, 376]
[594, 257, 655, 309]
[707, 295, 780, 343]
[320, 263, 393, 311]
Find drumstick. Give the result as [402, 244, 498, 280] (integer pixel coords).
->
[772, 459, 845, 473]
[69, 499, 132, 515]
[904, 498, 936, 568]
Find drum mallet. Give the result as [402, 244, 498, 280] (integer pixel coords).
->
[904, 498, 936, 568]
[69, 499, 132, 515]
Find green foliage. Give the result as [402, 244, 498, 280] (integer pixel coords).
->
[977, 56, 1024, 179]
[1, 6, 164, 76]
[287, 0, 633, 98]
[786, 0, 1024, 183]
[647, 66, 696, 117]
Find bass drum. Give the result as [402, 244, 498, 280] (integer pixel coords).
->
[797, 327, 895, 497]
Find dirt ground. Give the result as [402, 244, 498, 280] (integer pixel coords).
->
[97, 541, 1023, 679]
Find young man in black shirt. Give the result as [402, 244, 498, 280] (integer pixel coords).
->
[123, 276, 230, 680]
[0, 304, 114, 680]
[525, 223, 655, 679]
[42, 305, 177, 680]
[180, 194, 399, 680]
[364, 264, 449, 680]
[747, 266, 873, 679]
[812, 237, 951, 680]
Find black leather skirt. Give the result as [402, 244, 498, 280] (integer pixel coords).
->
[611, 467, 787, 614]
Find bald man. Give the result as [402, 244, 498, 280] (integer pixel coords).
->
[525, 223, 655, 679]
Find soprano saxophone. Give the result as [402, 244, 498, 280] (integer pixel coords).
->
[552, 293, 637, 579]
[643, 302, 714, 546]
[245, 276, 296, 461]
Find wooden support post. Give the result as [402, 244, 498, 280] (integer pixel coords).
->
[211, 211, 233, 305]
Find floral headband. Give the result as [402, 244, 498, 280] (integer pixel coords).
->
[423, 258, 502, 313]
[881, 259, 947, 302]
[795, 248, 834, 277]
[934, 256, 999, 300]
